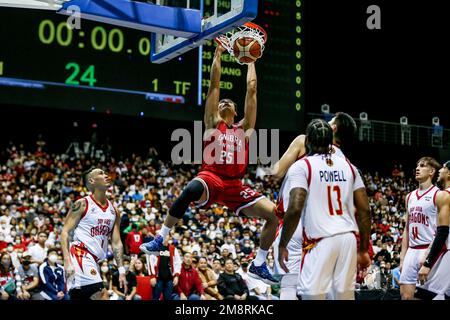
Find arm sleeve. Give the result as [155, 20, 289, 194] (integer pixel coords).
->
[423, 226, 449, 268]
[237, 274, 250, 296]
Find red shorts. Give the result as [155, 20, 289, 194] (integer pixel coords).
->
[194, 171, 264, 215]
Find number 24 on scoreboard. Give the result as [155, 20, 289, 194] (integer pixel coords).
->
[65, 62, 97, 86]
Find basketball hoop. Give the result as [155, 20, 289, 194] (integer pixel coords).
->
[215, 22, 268, 64]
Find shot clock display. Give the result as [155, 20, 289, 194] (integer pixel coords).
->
[0, 0, 304, 130]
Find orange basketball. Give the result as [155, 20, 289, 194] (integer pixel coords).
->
[232, 37, 262, 64]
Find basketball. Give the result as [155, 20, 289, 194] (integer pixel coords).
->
[233, 37, 262, 64]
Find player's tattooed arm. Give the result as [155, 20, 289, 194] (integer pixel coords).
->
[61, 199, 86, 263]
[111, 209, 125, 267]
[354, 188, 371, 252]
[279, 187, 307, 248]
[204, 45, 225, 129]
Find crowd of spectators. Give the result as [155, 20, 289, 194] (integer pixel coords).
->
[0, 139, 415, 300]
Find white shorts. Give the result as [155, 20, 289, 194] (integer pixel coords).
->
[67, 243, 102, 290]
[273, 223, 302, 276]
[399, 247, 428, 285]
[418, 250, 450, 295]
[298, 232, 357, 298]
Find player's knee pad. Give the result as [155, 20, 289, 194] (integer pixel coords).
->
[168, 180, 204, 219]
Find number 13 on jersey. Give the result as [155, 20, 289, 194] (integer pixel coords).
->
[327, 185, 343, 215]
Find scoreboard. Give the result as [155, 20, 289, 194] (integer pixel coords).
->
[0, 0, 304, 131]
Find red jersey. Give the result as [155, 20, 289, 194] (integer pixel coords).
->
[201, 121, 248, 179]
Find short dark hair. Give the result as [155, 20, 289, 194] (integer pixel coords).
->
[333, 112, 357, 149]
[47, 248, 58, 255]
[306, 119, 333, 154]
[38, 231, 48, 237]
[82, 167, 96, 189]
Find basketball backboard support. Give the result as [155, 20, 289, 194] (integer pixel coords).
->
[151, 0, 258, 63]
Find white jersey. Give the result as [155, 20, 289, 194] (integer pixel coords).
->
[287, 153, 359, 239]
[446, 187, 450, 246]
[406, 185, 439, 248]
[72, 195, 117, 261]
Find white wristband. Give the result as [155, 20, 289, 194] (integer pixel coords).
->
[118, 266, 126, 275]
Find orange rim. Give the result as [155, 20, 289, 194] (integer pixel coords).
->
[243, 22, 268, 43]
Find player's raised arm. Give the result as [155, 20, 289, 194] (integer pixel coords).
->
[240, 62, 257, 131]
[419, 191, 450, 284]
[204, 45, 226, 129]
[271, 135, 306, 179]
[61, 199, 86, 278]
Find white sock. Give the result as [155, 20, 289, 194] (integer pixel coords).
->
[158, 225, 171, 240]
[253, 249, 268, 266]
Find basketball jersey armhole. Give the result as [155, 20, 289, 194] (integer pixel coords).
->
[345, 158, 356, 182]
[81, 198, 89, 220]
[433, 188, 439, 206]
[303, 158, 312, 187]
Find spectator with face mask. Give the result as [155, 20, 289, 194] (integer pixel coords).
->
[38, 248, 68, 300]
[0, 252, 17, 300]
[112, 256, 141, 300]
[99, 260, 113, 299]
[15, 251, 41, 300]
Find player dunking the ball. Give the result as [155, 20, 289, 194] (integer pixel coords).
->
[141, 44, 279, 284]
[61, 168, 127, 300]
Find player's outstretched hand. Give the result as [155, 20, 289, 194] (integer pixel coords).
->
[418, 266, 430, 285]
[278, 246, 290, 273]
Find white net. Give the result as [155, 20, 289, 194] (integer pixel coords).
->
[216, 23, 267, 64]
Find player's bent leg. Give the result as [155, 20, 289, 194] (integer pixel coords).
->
[140, 179, 205, 255]
[242, 198, 279, 285]
[241, 198, 278, 251]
